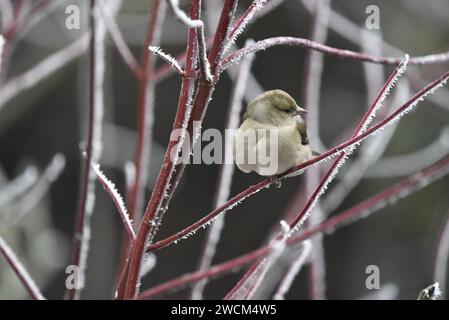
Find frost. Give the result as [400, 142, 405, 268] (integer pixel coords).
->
[149, 45, 184, 75]
[223, 0, 268, 54]
[167, 0, 204, 28]
[92, 163, 135, 238]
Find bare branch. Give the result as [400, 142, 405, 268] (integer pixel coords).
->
[220, 37, 449, 71]
[166, 0, 203, 28]
[148, 45, 184, 75]
[92, 163, 136, 240]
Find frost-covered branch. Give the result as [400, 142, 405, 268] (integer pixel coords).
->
[301, 0, 330, 300]
[323, 81, 409, 212]
[166, 0, 203, 28]
[191, 39, 255, 300]
[220, 37, 449, 71]
[0, 235, 45, 300]
[148, 45, 184, 75]
[66, 0, 106, 300]
[92, 163, 135, 240]
[223, 0, 268, 53]
[286, 56, 409, 235]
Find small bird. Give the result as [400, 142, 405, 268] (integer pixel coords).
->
[233, 89, 312, 177]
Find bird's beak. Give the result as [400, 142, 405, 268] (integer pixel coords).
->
[294, 106, 308, 116]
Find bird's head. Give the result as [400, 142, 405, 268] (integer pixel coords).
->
[244, 89, 307, 125]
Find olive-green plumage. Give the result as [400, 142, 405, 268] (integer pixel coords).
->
[233, 89, 312, 176]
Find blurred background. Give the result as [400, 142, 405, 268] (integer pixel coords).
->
[0, 0, 448, 299]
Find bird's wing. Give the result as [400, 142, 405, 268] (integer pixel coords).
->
[296, 117, 309, 145]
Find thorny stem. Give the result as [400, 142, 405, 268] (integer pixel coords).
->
[219, 37, 449, 71]
[115, 0, 166, 299]
[122, 0, 203, 299]
[138, 154, 449, 299]
[153, 0, 238, 244]
[190, 40, 255, 300]
[147, 69, 449, 252]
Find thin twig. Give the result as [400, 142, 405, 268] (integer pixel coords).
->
[301, 0, 330, 300]
[65, 0, 106, 300]
[92, 163, 136, 240]
[0, 235, 45, 300]
[116, 0, 167, 299]
[148, 45, 183, 75]
[166, 0, 203, 28]
[220, 37, 449, 71]
[122, 0, 202, 299]
[191, 40, 255, 299]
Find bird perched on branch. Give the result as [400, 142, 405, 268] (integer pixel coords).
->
[233, 89, 312, 177]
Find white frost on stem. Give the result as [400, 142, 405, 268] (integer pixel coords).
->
[289, 55, 410, 235]
[70, 2, 107, 299]
[417, 283, 442, 300]
[197, 26, 213, 82]
[223, 0, 268, 54]
[166, 0, 204, 28]
[149, 45, 184, 75]
[191, 39, 255, 300]
[274, 240, 312, 300]
[92, 163, 135, 239]
[0, 235, 45, 300]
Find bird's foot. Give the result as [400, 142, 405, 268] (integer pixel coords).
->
[270, 176, 282, 188]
